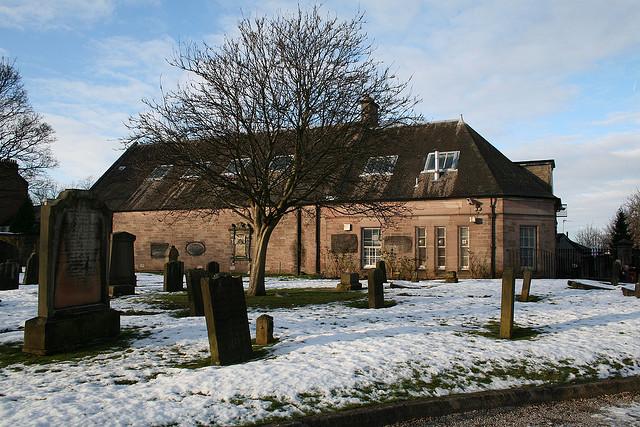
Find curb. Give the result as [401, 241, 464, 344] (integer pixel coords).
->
[268, 376, 640, 427]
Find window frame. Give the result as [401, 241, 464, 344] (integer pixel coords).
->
[222, 158, 251, 178]
[436, 226, 446, 270]
[519, 225, 537, 269]
[416, 227, 427, 270]
[361, 227, 382, 268]
[147, 164, 173, 180]
[422, 151, 460, 173]
[360, 155, 399, 176]
[459, 226, 470, 270]
[269, 155, 294, 172]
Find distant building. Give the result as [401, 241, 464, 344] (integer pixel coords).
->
[0, 159, 33, 263]
[92, 118, 561, 278]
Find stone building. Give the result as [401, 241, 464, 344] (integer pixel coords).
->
[92, 118, 560, 279]
[0, 159, 34, 263]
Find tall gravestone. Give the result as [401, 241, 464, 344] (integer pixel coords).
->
[185, 268, 208, 316]
[0, 261, 20, 290]
[163, 246, 184, 292]
[520, 269, 532, 302]
[207, 261, 220, 275]
[368, 268, 385, 308]
[108, 232, 137, 297]
[500, 268, 515, 339]
[22, 251, 39, 285]
[376, 260, 388, 283]
[23, 190, 120, 355]
[201, 274, 253, 365]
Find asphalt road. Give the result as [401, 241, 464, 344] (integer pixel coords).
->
[389, 391, 640, 426]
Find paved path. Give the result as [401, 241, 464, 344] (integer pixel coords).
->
[390, 392, 640, 426]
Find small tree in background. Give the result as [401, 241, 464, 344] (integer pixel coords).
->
[574, 224, 607, 249]
[609, 208, 632, 250]
[125, 7, 418, 296]
[625, 189, 640, 248]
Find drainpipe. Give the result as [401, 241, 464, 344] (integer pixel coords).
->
[296, 207, 302, 276]
[315, 204, 321, 275]
[491, 198, 497, 278]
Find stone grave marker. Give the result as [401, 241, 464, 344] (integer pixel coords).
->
[636, 282, 640, 298]
[164, 247, 184, 292]
[108, 232, 137, 297]
[376, 260, 387, 283]
[520, 269, 532, 302]
[207, 261, 220, 275]
[500, 268, 515, 339]
[0, 261, 20, 290]
[337, 272, 362, 291]
[23, 190, 120, 355]
[444, 271, 458, 283]
[22, 251, 39, 285]
[256, 314, 274, 345]
[368, 268, 385, 309]
[167, 245, 179, 262]
[185, 268, 208, 316]
[201, 274, 253, 365]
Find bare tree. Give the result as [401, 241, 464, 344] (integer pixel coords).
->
[30, 175, 95, 205]
[0, 58, 57, 188]
[625, 189, 640, 248]
[574, 224, 607, 249]
[126, 7, 418, 295]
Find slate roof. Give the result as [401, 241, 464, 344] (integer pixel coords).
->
[91, 119, 559, 212]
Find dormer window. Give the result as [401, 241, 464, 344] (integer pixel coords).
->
[361, 155, 398, 176]
[181, 168, 199, 180]
[424, 151, 459, 172]
[223, 158, 251, 177]
[270, 155, 293, 172]
[148, 165, 172, 180]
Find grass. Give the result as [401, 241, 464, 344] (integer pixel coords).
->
[467, 320, 543, 340]
[0, 327, 150, 369]
[517, 294, 543, 302]
[346, 299, 398, 309]
[171, 341, 278, 369]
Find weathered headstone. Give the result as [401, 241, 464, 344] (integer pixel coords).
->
[520, 269, 532, 302]
[376, 260, 387, 283]
[0, 261, 20, 290]
[185, 268, 208, 316]
[636, 282, 640, 298]
[500, 268, 515, 339]
[200, 274, 253, 365]
[207, 261, 220, 275]
[256, 314, 274, 345]
[163, 260, 184, 292]
[108, 232, 137, 297]
[368, 268, 385, 309]
[23, 190, 120, 355]
[444, 271, 458, 283]
[612, 260, 622, 286]
[337, 272, 362, 291]
[22, 251, 39, 285]
[167, 245, 179, 262]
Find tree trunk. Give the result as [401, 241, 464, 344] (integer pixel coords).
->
[247, 225, 275, 296]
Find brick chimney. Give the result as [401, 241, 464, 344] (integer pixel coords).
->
[360, 95, 379, 128]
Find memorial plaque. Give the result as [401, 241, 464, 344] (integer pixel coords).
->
[150, 242, 169, 259]
[201, 274, 253, 365]
[330, 234, 358, 253]
[186, 241, 206, 257]
[383, 236, 413, 253]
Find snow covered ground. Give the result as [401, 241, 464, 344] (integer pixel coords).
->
[1, 274, 640, 426]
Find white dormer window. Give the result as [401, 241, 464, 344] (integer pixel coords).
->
[181, 168, 199, 180]
[361, 155, 398, 176]
[223, 158, 251, 177]
[424, 151, 460, 172]
[148, 165, 172, 180]
[270, 155, 293, 172]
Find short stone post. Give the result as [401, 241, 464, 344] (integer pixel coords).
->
[337, 272, 361, 291]
[185, 268, 208, 316]
[0, 261, 19, 290]
[207, 261, 220, 275]
[376, 260, 387, 283]
[520, 269, 532, 302]
[444, 271, 458, 283]
[368, 268, 385, 309]
[163, 260, 184, 292]
[500, 268, 515, 339]
[256, 314, 274, 345]
[22, 251, 39, 285]
[201, 274, 253, 365]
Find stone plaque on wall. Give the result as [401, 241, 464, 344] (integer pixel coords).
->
[383, 236, 413, 253]
[330, 234, 358, 253]
[186, 241, 206, 257]
[150, 242, 169, 259]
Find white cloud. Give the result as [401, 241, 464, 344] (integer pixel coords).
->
[0, 0, 115, 30]
[594, 111, 640, 126]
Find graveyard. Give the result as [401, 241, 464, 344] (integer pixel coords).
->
[2, 272, 640, 426]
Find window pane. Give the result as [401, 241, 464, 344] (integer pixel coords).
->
[363, 155, 398, 174]
[444, 152, 454, 169]
[426, 153, 435, 171]
[459, 227, 469, 270]
[519, 226, 537, 269]
[362, 228, 382, 267]
[436, 226, 446, 269]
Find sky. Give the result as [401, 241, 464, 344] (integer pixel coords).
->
[1, 0, 639, 236]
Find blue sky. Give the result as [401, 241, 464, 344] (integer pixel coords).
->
[1, 0, 639, 236]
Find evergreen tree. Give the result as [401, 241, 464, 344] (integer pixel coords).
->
[9, 196, 35, 233]
[609, 208, 632, 249]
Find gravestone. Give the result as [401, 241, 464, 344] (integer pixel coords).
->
[207, 261, 220, 275]
[163, 260, 184, 292]
[368, 268, 385, 309]
[520, 269, 532, 302]
[376, 260, 387, 283]
[500, 268, 515, 339]
[108, 232, 137, 297]
[0, 261, 20, 290]
[256, 314, 274, 345]
[167, 245, 179, 262]
[444, 271, 458, 283]
[23, 251, 39, 285]
[23, 190, 120, 355]
[612, 260, 622, 286]
[636, 282, 640, 298]
[337, 272, 362, 291]
[185, 268, 208, 316]
[200, 274, 253, 365]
